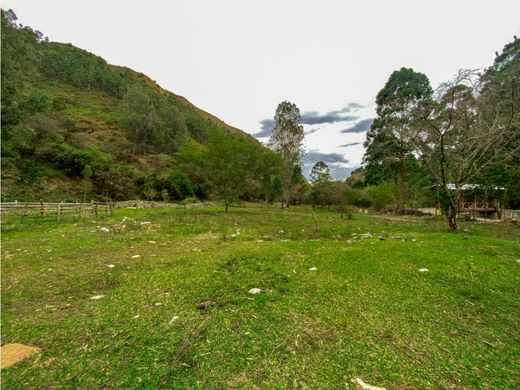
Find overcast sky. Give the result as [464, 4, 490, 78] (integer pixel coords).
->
[4, 0, 520, 178]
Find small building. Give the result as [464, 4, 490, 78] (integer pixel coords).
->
[435, 184, 506, 220]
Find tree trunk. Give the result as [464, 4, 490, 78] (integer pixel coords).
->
[448, 206, 458, 231]
[447, 190, 459, 231]
[397, 158, 405, 213]
[225, 202, 229, 213]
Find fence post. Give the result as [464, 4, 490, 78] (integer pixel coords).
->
[57, 202, 62, 222]
[40, 199, 44, 218]
[94, 202, 98, 217]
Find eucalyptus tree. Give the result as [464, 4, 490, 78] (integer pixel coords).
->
[310, 161, 332, 183]
[268, 101, 305, 208]
[364, 67, 433, 212]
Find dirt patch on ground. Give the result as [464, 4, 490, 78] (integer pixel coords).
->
[1, 343, 41, 369]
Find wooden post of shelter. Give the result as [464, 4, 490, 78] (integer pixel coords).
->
[57, 202, 62, 222]
[40, 199, 44, 218]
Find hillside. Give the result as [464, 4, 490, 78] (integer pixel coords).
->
[1, 10, 257, 202]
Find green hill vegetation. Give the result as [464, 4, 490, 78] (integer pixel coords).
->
[1, 9, 268, 202]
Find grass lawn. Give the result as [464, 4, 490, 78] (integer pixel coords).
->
[1, 204, 519, 389]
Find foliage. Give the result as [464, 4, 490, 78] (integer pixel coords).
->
[367, 183, 398, 211]
[205, 131, 271, 212]
[42, 43, 130, 97]
[310, 161, 332, 183]
[407, 68, 520, 230]
[0, 9, 263, 202]
[344, 187, 371, 208]
[364, 67, 433, 211]
[120, 86, 187, 153]
[91, 164, 136, 200]
[268, 101, 305, 208]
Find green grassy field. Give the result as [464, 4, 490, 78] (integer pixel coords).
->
[1, 204, 519, 389]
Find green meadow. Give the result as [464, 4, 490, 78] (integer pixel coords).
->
[1, 204, 519, 389]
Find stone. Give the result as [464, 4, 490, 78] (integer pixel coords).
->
[351, 377, 387, 390]
[131, 255, 140, 259]
[89, 294, 105, 300]
[248, 288, 261, 295]
[168, 316, 179, 325]
[308, 267, 318, 272]
[1, 343, 40, 369]
[418, 268, 429, 273]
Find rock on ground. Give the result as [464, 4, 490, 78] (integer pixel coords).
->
[351, 377, 387, 390]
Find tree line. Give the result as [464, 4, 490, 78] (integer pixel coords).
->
[362, 37, 519, 230]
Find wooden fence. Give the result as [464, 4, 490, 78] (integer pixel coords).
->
[0, 201, 112, 221]
[502, 209, 520, 222]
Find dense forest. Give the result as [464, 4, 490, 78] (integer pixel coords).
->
[1, 9, 519, 228]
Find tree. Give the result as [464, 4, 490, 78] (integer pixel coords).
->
[407, 69, 520, 230]
[120, 86, 159, 152]
[310, 161, 331, 183]
[477, 37, 520, 208]
[364, 68, 433, 212]
[268, 101, 305, 208]
[156, 102, 188, 153]
[206, 131, 258, 212]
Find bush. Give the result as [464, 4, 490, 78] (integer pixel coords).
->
[345, 187, 371, 208]
[92, 164, 136, 200]
[367, 184, 398, 211]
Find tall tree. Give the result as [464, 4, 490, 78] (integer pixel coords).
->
[268, 101, 305, 208]
[364, 67, 433, 212]
[407, 68, 520, 231]
[310, 161, 331, 183]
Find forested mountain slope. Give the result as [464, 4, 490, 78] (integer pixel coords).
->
[1, 9, 258, 201]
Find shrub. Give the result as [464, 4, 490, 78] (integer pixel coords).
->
[367, 184, 398, 211]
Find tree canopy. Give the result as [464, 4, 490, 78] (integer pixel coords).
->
[268, 101, 305, 208]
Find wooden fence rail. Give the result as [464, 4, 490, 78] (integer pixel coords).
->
[0, 201, 112, 221]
